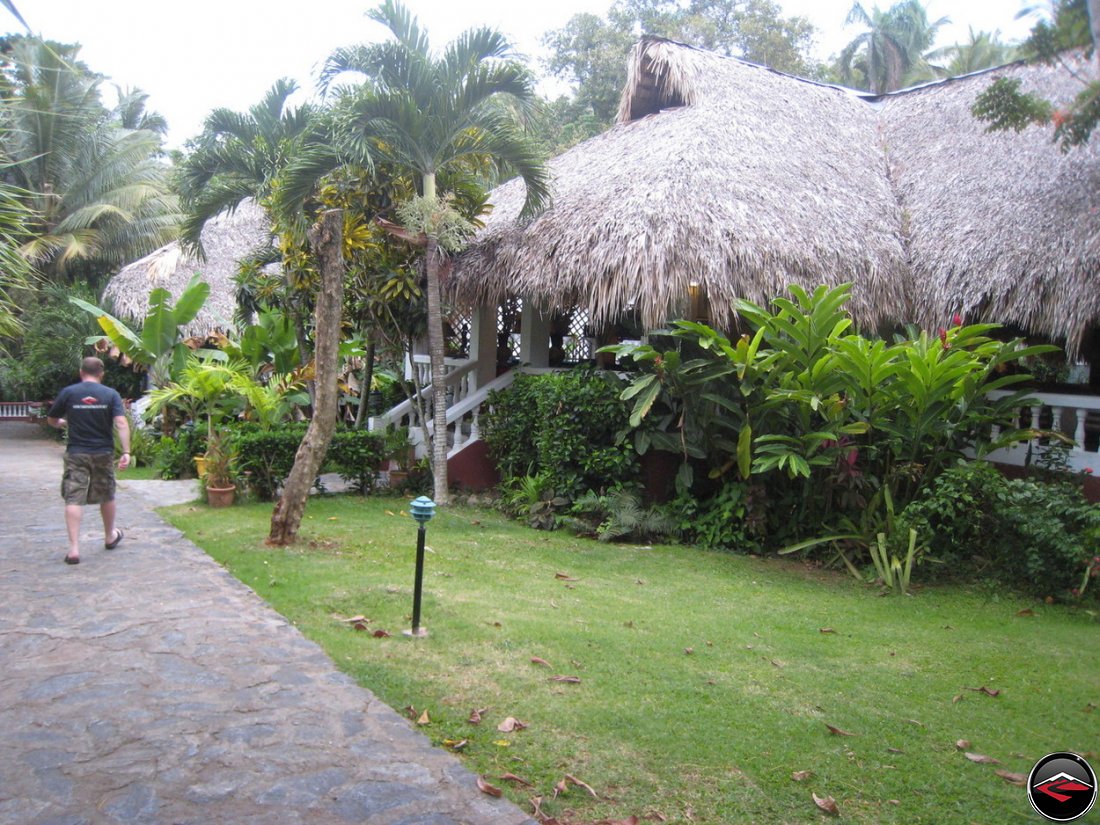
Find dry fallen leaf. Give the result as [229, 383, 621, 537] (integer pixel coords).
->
[555, 572, 579, 581]
[352, 621, 369, 631]
[553, 778, 568, 798]
[956, 739, 972, 750]
[477, 776, 503, 798]
[1016, 608, 1035, 617]
[531, 656, 552, 667]
[685, 647, 694, 655]
[497, 716, 528, 733]
[826, 723, 857, 737]
[443, 738, 468, 751]
[812, 792, 840, 816]
[500, 772, 533, 786]
[964, 752, 1001, 765]
[372, 629, 391, 638]
[791, 770, 813, 781]
[596, 818, 639, 825]
[966, 686, 1001, 697]
[417, 709, 430, 725]
[550, 675, 582, 683]
[566, 774, 599, 798]
[995, 770, 1027, 786]
[468, 708, 485, 725]
[819, 627, 836, 634]
[952, 693, 965, 704]
[886, 747, 905, 754]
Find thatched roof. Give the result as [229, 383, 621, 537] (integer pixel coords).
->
[454, 38, 1100, 351]
[877, 56, 1100, 351]
[101, 200, 273, 337]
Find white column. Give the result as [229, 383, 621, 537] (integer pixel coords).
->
[520, 300, 551, 368]
[468, 303, 498, 389]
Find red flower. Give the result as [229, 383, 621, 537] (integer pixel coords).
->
[952, 313, 962, 327]
[1085, 467, 1094, 475]
[1052, 109, 1071, 128]
[938, 328, 950, 349]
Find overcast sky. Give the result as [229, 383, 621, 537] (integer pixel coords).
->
[14, 1, 1036, 148]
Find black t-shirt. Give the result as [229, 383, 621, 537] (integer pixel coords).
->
[48, 381, 124, 454]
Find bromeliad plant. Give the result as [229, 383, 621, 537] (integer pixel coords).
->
[606, 284, 1056, 561]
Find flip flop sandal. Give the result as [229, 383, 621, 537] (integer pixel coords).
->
[105, 529, 123, 550]
[63, 555, 79, 564]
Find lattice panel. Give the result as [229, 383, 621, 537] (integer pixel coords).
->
[444, 310, 472, 358]
[564, 307, 593, 361]
[498, 298, 522, 361]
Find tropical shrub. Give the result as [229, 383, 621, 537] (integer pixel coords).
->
[232, 424, 307, 501]
[668, 481, 765, 552]
[482, 367, 638, 499]
[328, 429, 385, 494]
[607, 284, 1054, 557]
[567, 487, 676, 543]
[153, 428, 206, 480]
[902, 460, 1100, 599]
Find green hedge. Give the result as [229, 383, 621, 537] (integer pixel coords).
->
[231, 424, 384, 500]
[482, 367, 638, 499]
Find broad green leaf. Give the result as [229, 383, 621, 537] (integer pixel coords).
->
[628, 379, 662, 427]
[173, 275, 211, 326]
[737, 424, 752, 479]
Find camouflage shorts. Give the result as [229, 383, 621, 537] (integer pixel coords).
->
[61, 453, 116, 505]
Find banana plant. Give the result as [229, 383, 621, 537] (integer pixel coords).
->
[70, 274, 212, 387]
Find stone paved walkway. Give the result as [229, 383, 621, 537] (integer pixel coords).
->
[0, 423, 534, 825]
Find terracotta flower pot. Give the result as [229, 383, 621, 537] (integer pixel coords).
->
[206, 484, 236, 508]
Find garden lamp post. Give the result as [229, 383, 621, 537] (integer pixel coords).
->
[405, 496, 436, 638]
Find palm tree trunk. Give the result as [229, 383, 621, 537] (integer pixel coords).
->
[268, 209, 345, 545]
[425, 234, 450, 505]
[420, 173, 450, 505]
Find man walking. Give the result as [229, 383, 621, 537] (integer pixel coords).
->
[47, 357, 131, 564]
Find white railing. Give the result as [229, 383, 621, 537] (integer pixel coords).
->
[444, 367, 561, 459]
[369, 363, 562, 460]
[985, 390, 1100, 472]
[369, 358, 478, 436]
[408, 354, 468, 389]
[0, 401, 45, 421]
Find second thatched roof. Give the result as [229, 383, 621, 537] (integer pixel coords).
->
[101, 200, 273, 337]
[454, 38, 1100, 352]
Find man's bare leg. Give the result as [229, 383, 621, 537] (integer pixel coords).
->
[65, 504, 83, 561]
[100, 499, 118, 546]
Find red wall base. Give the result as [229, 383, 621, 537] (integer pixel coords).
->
[448, 440, 499, 491]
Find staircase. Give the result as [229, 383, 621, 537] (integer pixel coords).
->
[368, 358, 556, 489]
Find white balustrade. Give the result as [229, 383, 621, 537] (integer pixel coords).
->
[369, 363, 562, 461]
[985, 390, 1100, 473]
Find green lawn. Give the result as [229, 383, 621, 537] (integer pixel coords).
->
[163, 495, 1100, 824]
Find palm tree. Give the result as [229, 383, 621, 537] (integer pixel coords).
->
[177, 79, 326, 371]
[0, 173, 34, 343]
[0, 37, 180, 286]
[926, 28, 1018, 78]
[177, 78, 317, 250]
[839, 0, 949, 93]
[324, 0, 550, 504]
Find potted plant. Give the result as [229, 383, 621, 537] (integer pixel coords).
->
[202, 431, 237, 507]
[382, 425, 412, 488]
